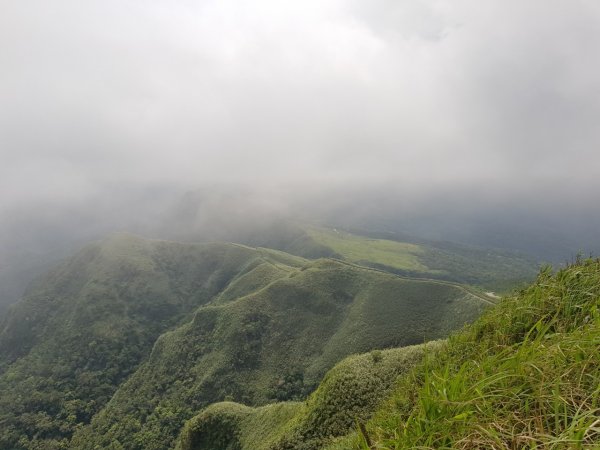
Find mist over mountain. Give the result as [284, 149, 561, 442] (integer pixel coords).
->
[0, 0, 600, 312]
[1, 184, 599, 314]
[2, 1, 600, 312]
[1, 2, 600, 448]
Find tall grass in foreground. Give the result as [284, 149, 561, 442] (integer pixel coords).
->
[345, 258, 600, 449]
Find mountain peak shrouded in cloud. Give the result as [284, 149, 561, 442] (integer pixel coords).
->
[1, 1, 600, 308]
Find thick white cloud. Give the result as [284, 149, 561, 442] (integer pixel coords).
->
[1, 0, 599, 211]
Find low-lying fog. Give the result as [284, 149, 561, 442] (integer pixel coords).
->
[2, 1, 600, 311]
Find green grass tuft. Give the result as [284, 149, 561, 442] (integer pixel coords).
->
[333, 258, 600, 449]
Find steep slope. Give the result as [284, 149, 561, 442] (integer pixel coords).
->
[177, 342, 443, 450]
[70, 259, 487, 450]
[176, 259, 600, 450]
[0, 231, 503, 450]
[0, 234, 302, 450]
[328, 259, 600, 449]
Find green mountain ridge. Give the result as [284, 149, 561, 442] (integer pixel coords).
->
[70, 259, 486, 449]
[0, 234, 303, 448]
[286, 225, 538, 292]
[180, 258, 600, 450]
[0, 230, 496, 449]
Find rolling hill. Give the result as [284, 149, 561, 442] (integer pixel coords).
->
[235, 221, 539, 292]
[0, 234, 304, 449]
[302, 226, 538, 293]
[180, 258, 600, 449]
[0, 231, 492, 449]
[70, 259, 486, 450]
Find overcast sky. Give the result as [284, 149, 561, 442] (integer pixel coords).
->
[1, 0, 600, 214]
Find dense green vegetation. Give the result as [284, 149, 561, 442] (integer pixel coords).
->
[177, 343, 442, 450]
[0, 232, 491, 450]
[70, 259, 484, 450]
[0, 234, 302, 449]
[325, 258, 600, 449]
[178, 258, 600, 450]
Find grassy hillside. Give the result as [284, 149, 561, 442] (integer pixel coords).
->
[304, 227, 427, 272]
[70, 259, 486, 450]
[190, 220, 537, 292]
[304, 226, 538, 292]
[0, 228, 524, 450]
[176, 258, 600, 450]
[177, 342, 443, 450]
[323, 258, 600, 449]
[0, 234, 302, 450]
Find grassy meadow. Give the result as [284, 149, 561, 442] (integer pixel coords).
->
[304, 226, 538, 292]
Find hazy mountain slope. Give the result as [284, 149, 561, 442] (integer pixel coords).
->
[177, 342, 443, 450]
[325, 259, 600, 449]
[168, 218, 537, 293]
[0, 230, 507, 450]
[0, 234, 302, 450]
[241, 221, 338, 260]
[70, 259, 487, 450]
[0, 219, 536, 317]
[305, 226, 538, 292]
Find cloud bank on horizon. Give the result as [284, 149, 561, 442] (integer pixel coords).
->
[1, 0, 599, 213]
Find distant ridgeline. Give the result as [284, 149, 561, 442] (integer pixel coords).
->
[0, 227, 535, 449]
[243, 223, 539, 293]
